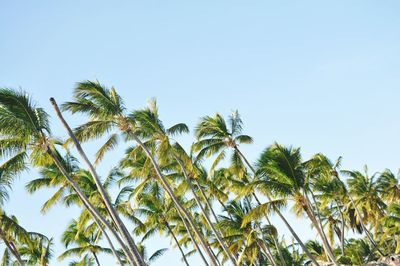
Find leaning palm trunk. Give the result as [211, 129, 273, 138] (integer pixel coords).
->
[174, 155, 238, 265]
[253, 194, 287, 266]
[335, 202, 345, 256]
[131, 134, 218, 266]
[45, 146, 137, 266]
[89, 210, 124, 266]
[303, 197, 338, 264]
[0, 227, 25, 266]
[176, 205, 210, 266]
[233, 146, 320, 266]
[165, 221, 190, 266]
[50, 98, 146, 266]
[305, 191, 338, 264]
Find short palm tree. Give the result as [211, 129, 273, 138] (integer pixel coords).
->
[58, 219, 112, 266]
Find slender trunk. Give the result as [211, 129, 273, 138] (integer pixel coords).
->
[0, 228, 25, 266]
[165, 222, 190, 266]
[253, 194, 286, 266]
[177, 206, 209, 266]
[91, 214, 124, 265]
[50, 98, 145, 266]
[194, 179, 220, 223]
[333, 175, 385, 256]
[45, 146, 137, 266]
[234, 146, 320, 266]
[131, 134, 218, 266]
[92, 252, 101, 266]
[303, 197, 337, 264]
[335, 202, 345, 256]
[306, 191, 338, 264]
[259, 241, 277, 266]
[174, 155, 237, 265]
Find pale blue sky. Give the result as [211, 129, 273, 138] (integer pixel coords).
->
[1, 1, 400, 265]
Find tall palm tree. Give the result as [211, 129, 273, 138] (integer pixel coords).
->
[50, 98, 145, 266]
[194, 113, 319, 265]
[256, 143, 337, 264]
[62, 81, 218, 265]
[0, 88, 138, 266]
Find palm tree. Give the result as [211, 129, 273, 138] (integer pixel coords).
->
[58, 219, 112, 266]
[131, 190, 190, 266]
[18, 234, 53, 266]
[0, 211, 28, 265]
[62, 81, 218, 265]
[256, 143, 337, 264]
[193, 113, 319, 265]
[377, 169, 400, 204]
[0, 88, 138, 266]
[50, 98, 145, 266]
[342, 167, 385, 256]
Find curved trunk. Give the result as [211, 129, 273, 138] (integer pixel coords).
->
[50, 98, 146, 266]
[132, 134, 218, 266]
[165, 222, 190, 266]
[0, 228, 25, 266]
[45, 147, 137, 266]
[233, 147, 320, 266]
[194, 179, 220, 224]
[259, 241, 277, 266]
[174, 156, 237, 265]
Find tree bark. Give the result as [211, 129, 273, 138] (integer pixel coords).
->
[165, 222, 190, 266]
[50, 98, 145, 266]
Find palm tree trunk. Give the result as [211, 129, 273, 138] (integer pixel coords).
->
[335, 203, 345, 256]
[252, 194, 287, 266]
[91, 215, 124, 265]
[303, 196, 338, 265]
[174, 155, 237, 265]
[233, 146, 320, 266]
[92, 252, 101, 266]
[0, 227, 25, 266]
[50, 98, 145, 266]
[165, 222, 190, 266]
[45, 146, 137, 266]
[131, 134, 218, 266]
[194, 179, 220, 224]
[176, 206, 209, 266]
[306, 191, 338, 265]
[259, 241, 277, 266]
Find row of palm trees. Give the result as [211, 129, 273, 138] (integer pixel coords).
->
[0, 82, 399, 265]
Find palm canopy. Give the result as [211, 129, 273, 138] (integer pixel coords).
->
[62, 80, 128, 164]
[0, 88, 52, 181]
[193, 111, 253, 173]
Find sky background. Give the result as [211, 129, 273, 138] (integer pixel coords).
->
[1, 1, 400, 265]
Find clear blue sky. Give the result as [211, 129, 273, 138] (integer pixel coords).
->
[1, 1, 400, 265]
